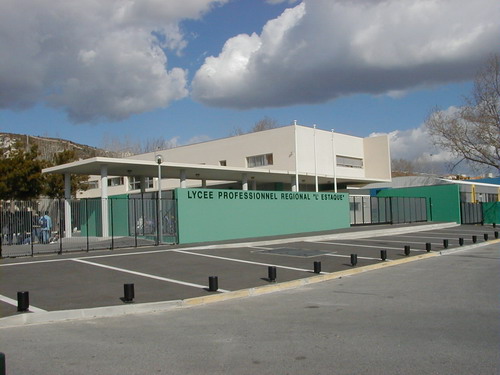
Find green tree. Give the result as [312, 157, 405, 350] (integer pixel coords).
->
[0, 143, 45, 200]
[44, 150, 89, 198]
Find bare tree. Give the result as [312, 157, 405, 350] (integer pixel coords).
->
[228, 116, 279, 137]
[391, 158, 416, 176]
[250, 116, 278, 133]
[425, 55, 500, 173]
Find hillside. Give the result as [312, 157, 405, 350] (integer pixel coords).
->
[0, 133, 126, 161]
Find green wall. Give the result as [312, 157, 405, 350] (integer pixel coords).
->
[109, 195, 130, 236]
[483, 202, 500, 224]
[176, 189, 350, 244]
[80, 196, 130, 237]
[377, 184, 461, 223]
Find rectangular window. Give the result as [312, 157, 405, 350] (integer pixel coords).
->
[337, 156, 363, 169]
[85, 180, 99, 190]
[219, 160, 227, 166]
[247, 153, 273, 168]
[129, 176, 154, 190]
[107, 177, 124, 187]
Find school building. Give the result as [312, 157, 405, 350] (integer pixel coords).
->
[40, 124, 391, 244]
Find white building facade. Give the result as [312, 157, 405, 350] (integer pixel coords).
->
[73, 124, 391, 198]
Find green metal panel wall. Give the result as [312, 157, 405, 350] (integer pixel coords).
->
[176, 189, 350, 244]
[80, 198, 102, 237]
[109, 195, 130, 236]
[483, 202, 500, 224]
[377, 184, 461, 223]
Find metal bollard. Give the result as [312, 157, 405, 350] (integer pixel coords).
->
[17, 291, 29, 312]
[350, 254, 358, 267]
[495, 231, 499, 239]
[484, 233, 489, 241]
[443, 239, 449, 249]
[404, 245, 410, 256]
[380, 250, 387, 261]
[425, 242, 432, 252]
[313, 261, 321, 274]
[0, 352, 5, 375]
[123, 283, 134, 303]
[208, 276, 218, 292]
[459, 238, 464, 246]
[268, 266, 277, 282]
[472, 235, 477, 243]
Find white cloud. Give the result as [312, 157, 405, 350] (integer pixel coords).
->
[0, 0, 226, 122]
[192, 0, 500, 109]
[370, 119, 466, 174]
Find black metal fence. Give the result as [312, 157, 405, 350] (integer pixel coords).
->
[0, 198, 177, 258]
[350, 196, 427, 225]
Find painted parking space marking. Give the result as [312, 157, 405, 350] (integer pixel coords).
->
[250, 246, 275, 250]
[173, 250, 318, 273]
[72, 259, 231, 293]
[352, 238, 443, 245]
[323, 253, 383, 261]
[310, 241, 428, 252]
[0, 294, 47, 312]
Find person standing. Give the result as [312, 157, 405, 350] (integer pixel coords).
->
[39, 211, 52, 244]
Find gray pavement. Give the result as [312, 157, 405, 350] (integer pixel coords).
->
[0, 223, 498, 321]
[0, 242, 498, 374]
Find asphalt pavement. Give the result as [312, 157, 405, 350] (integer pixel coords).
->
[0, 241, 498, 374]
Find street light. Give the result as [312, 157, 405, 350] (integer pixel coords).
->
[156, 155, 162, 244]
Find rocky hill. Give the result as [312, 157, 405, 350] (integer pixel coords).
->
[0, 133, 125, 161]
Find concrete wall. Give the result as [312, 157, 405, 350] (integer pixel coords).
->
[175, 188, 350, 244]
[364, 135, 391, 181]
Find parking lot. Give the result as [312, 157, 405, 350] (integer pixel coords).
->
[1, 223, 498, 322]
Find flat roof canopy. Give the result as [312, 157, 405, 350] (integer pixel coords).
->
[42, 157, 387, 186]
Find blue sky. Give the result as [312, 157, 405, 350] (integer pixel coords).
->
[1, 0, 499, 172]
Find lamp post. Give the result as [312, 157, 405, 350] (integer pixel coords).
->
[156, 155, 163, 244]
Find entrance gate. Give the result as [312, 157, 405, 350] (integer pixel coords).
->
[0, 197, 177, 258]
[460, 202, 483, 224]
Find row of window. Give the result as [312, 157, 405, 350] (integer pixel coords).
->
[243, 153, 363, 169]
[85, 176, 154, 191]
[85, 154, 364, 190]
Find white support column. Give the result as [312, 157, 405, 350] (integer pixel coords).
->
[291, 176, 297, 192]
[100, 164, 109, 238]
[331, 129, 338, 193]
[242, 173, 248, 191]
[64, 173, 72, 238]
[180, 169, 187, 188]
[294, 123, 300, 192]
[313, 124, 318, 192]
[202, 179, 207, 188]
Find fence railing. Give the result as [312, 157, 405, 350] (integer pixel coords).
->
[0, 198, 177, 258]
[350, 196, 427, 225]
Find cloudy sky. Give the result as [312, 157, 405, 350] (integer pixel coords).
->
[1, 0, 499, 172]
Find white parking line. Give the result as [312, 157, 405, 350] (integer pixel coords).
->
[323, 254, 383, 261]
[0, 294, 47, 312]
[310, 241, 427, 252]
[72, 259, 231, 293]
[353, 238, 440, 245]
[173, 250, 318, 273]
